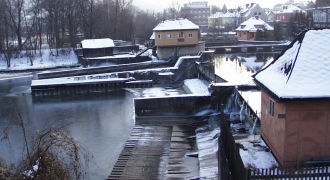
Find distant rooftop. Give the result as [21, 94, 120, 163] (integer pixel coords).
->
[236, 16, 274, 32]
[153, 18, 199, 31]
[183, 1, 208, 8]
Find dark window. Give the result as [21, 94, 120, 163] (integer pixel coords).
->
[178, 32, 184, 38]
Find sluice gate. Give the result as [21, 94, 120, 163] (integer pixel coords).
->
[31, 79, 153, 96]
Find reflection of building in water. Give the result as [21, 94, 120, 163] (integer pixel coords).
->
[214, 53, 278, 83]
[236, 53, 271, 73]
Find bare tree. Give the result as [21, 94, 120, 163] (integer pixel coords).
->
[3, 0, 25, 50]
[0, 100, 91, 179]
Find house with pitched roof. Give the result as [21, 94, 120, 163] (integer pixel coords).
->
[236, 16, 274, 41]
[253, 29, 330, 167]
[152, 18, 205, 60]
[237, 3, 269, 25]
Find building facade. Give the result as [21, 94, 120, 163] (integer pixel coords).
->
[253, 29, 330, 167]
[308, 7, 330, 28]
[181, 1, 210, 28]
[152, 18, 204, 60]
[236, 16, 274, 41]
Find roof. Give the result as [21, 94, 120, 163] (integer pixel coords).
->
[253, 29, 330, 100]
[236, 16, 274, 32]
[153, 19, 199, 31]
[81, 38, 115, 49]
[278, 5, 305, 13]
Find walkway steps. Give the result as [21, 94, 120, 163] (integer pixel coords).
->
[107, 126, 172, 180]
[108, 124, 200, 180]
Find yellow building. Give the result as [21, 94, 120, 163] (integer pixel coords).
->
[153, 19, 199, 47]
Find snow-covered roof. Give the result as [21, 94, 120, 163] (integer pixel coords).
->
[153, 19, 199, 31]
[209, 12, 224, 19]
[236, 16, 274, 32]
[253, 29, 330, 100]
[208, 11, 240, 19]
[279, 5, 305, 13]
[81, 38, 115, 49]
[240, 3, 258, 17]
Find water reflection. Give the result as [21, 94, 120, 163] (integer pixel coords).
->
[0, 77, 135, 179]
[214, 53, 279, 83]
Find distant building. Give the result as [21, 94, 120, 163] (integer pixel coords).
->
[181, 1, 210, 28]
[153, 19, 199, 47]
[266, 11, 276, 24]
[253, 29, 330, 167]
[237, 3, 269, 25]
[152, 18, 204, 60]
[308, 7, 330, 28]
[208, 3, 268, 30]
[275, 5, 305, 23]
[81, 38, 114, 58]
[236, 16, 274, 41]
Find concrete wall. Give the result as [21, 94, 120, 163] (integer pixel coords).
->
[157, 42, 205, 60]
[134, 95, 212, 117]
[261, 90, 330, 167]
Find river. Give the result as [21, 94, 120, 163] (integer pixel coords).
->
[0, 52, 279, 179]
[0, 75, 135, 179]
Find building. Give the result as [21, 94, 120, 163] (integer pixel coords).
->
[181, 1, 210, 28]
[275, 5, 305, 23]
[152, 18, 204, 60]
[253, 29, 330, 167]
[208, 3, 268, 30]
[81, 38, 114, 58]
[237, 3, 269, 25]
[308, 7, 330, 28]
[236, 16, 274, 41]
[266, 11, 276, 25]
[208, 10, 240, 30]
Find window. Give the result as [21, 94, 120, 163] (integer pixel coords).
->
[188, 33, 193, 38]
[269, 99, 275, 117]
[167, 34, 172, 39]
[178, 32, 184, 38]
[259, 12, 261, 15]
[157, 34, 161, 39]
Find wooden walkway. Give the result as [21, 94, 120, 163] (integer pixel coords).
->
[107, 125, 198, 180]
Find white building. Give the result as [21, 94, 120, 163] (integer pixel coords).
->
[181, 1, 210, 28]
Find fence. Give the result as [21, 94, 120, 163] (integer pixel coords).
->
[218, 105, 330, 180]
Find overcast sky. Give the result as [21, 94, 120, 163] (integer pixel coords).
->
[132, 0, 289, 12]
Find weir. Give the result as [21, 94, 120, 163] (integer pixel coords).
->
[208, 44, 288, 54]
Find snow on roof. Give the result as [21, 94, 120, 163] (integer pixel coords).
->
[279, 5, 305, 13]
[208, 11, 240, 19]
[253, 29, 330, 99]
[209, 12, 224, 19]
[240, 3, 258, 17]
[153, 18, 199, 31]
[236, 16, 274, 32]
[81, 38, 115, 49]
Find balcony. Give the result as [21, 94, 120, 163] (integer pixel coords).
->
[178, 38, 185, 42]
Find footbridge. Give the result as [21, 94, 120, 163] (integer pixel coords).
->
[208, 44, 288, 54]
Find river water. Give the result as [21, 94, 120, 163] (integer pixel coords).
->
[0, 75, 135, 179]
[0, 52, 280, 179]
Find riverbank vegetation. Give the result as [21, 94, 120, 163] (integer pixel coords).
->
[0, 101, 91, 179]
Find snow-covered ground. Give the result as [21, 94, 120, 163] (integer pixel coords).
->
[0, 47, 78, 71]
